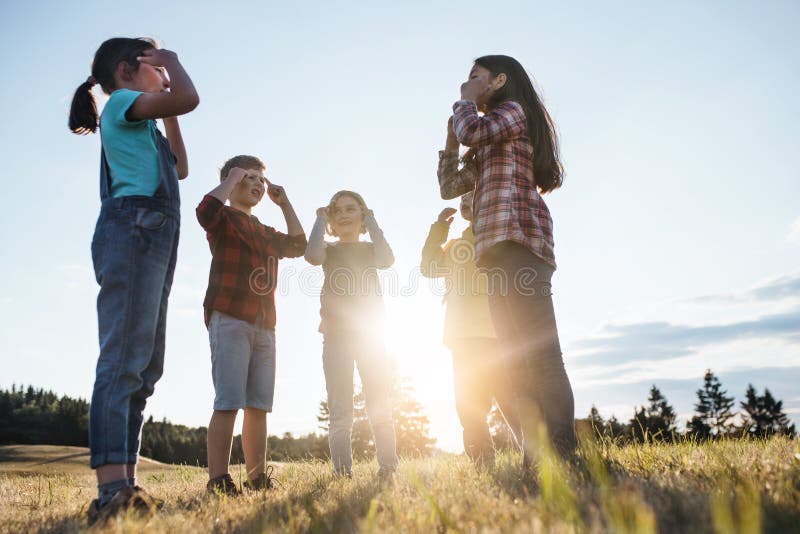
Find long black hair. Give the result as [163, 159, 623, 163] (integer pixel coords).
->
[68, 37, 156, 135]
[467, 55, 563, 193]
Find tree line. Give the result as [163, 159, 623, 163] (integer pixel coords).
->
[1, 370, 794, 465]
[0, 379, 435, 466]
[578, 370, 796, 443]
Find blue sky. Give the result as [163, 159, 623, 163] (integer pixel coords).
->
[1, 1, 798, 452]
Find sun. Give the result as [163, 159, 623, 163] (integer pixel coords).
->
[383, 292, 463, 451]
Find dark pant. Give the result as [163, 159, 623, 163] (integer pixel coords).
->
[451, 338, 521, 464]
[482, 241, 577, 458]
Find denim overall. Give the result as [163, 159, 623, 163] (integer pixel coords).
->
[89, 126, 181, 468]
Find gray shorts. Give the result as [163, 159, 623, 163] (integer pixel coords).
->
[208, 310, 276, 411]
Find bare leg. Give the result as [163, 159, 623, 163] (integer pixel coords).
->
[96, 464, 127, 485]
[242, 407, 267, 480]
[207, 410, 237, 479]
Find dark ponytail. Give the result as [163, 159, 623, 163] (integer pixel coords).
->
[68, 37, 157, 135]
[69, 79, 99, 134]
[469, 55, 564, 194]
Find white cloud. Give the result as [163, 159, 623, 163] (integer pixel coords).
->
[788, 216, 800, 243]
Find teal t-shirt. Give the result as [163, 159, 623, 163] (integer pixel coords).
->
[99, 89, 160, 197]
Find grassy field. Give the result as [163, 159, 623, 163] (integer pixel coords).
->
[1, 438, 798, 533]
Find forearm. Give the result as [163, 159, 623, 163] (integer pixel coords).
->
[163, 117, 188, 179]
[206, 179, 238, 204]
[280, 201, 305, 237]
[453, 100, 526, 147]
[163, 58, 200, 112]
[438, 150, 475, 199]
[304, 216, 327, 265]
[420, 222, 448, 277]
[365, 215, 394, 268]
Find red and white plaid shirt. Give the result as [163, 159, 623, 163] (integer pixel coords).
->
[196, 195, 307, 329]
[438, 100, 556, 269]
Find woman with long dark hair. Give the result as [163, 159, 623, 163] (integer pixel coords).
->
[438, 55, 576, 464]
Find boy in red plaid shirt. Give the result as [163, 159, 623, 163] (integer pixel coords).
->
[197, 155, 306, 494]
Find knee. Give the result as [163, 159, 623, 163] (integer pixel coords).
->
[329, 411, 353, 432]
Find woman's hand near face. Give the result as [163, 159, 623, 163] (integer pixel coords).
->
[460, 77, 490, 103]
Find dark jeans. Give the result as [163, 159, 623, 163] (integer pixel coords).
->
[482, 241, 577, 458]
[451, 338, 521, 464]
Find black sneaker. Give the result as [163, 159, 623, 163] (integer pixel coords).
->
[243, 465, 277, 491]
[86, 485, 159, 526]
[206, 473, 241, 496]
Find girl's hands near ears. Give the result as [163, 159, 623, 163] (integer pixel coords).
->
[137, 48, 179, 68]
[365, 208, 375, 220]
[316, 207, 329, 218]
[265, 178, 289, 207]
[437, 207, 457, 226]
[460, 77, 490, 103]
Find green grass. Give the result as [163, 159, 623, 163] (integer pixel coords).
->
[1, 438, 798, 533]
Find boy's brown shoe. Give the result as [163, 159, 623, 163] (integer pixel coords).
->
[243, 465, 277, 491]
[86, 485, 159, 526]
[207, 473, 242, 496]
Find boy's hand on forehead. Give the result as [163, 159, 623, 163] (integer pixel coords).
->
[225, 167, 250, 185]
[265, 179, 289, 207]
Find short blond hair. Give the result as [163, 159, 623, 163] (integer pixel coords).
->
[219, 155, 265, 181]
[326, 190, 368, 237]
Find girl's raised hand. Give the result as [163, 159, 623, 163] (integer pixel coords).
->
[137, 48, 179, 68]
[460, 77, 490, 103]
[316, 207, 328, 218]
[438, 207, 457, 225]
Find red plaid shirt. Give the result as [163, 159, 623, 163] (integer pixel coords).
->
[196, 195, 307, 329]
[438, 100, 556, 268]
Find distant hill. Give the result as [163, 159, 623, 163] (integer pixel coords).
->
[0, 445, 165, 475]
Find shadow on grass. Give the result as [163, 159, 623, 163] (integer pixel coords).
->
[213, 473, 385, 534]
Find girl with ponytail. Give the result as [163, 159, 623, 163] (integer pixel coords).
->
[69, 37, 199, 524]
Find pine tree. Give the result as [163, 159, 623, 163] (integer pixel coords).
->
[317, 400, 330, 432]
[604, 415, 629, 441]
[316, 375, 436, 459]
[393, 377, 436, 456]
[740, 384, 797, 438]
[588, 405, 605, 435]
[687, 369, 735, 439]
[630, 385, 677, 442]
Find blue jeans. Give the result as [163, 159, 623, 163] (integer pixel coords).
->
[323, 333, 398, 474]
[89, 198, 180, 468]
[482, 241, 577, 457]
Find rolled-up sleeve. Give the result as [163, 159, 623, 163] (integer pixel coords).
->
[196, 194, 226, 233]
[452, 100, 527, 148]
